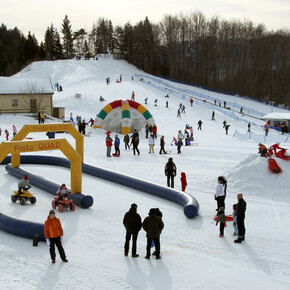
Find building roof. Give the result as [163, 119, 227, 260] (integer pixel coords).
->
[262, 112, 290, 121]
[0, 77, 54, 94]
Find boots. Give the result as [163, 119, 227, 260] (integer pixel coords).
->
[234, 238, 242, 243]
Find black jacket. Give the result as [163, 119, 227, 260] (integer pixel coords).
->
[123, 208, 142, 233]
[143, 214, 164, 238]
[236, 198, 246, 219]
[165, 161, 176, 176]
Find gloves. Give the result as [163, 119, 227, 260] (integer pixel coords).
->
[46, 239, 50, 246]
[60, 236, 63, 242]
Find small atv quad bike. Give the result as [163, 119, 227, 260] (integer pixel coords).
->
[52, 195, 75, 213]
[11, 188, 36, 205]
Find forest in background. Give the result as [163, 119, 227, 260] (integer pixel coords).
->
[0, 12, 289, 106]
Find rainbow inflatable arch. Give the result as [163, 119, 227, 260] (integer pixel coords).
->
[94, 99, 155, 134]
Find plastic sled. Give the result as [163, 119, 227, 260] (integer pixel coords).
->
[276, 149, 290, 160]
[268, 158, 282, 174]
[214, 214, 233, 221]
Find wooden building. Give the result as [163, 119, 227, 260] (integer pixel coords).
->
[0, 77, 54, 115]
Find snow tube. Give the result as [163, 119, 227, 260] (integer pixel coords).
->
[268, 158, 282, 174]
[214, 214, 233, 221]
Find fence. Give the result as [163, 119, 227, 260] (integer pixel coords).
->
[232, 130, 290, 144]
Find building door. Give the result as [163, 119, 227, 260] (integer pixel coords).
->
[30, 99, 37, 113]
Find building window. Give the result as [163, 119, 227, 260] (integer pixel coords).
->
[12, 99, 18, 106]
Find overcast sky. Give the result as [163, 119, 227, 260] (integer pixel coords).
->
[1, 0, 290, 42]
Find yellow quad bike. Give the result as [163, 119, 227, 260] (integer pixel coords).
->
[11, 188, 36, 205]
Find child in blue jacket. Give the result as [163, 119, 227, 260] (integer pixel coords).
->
[232, 204, 238, 236]
[114, 134, 120, 156]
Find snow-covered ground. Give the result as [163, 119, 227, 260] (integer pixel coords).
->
[0, 55, 290, 290]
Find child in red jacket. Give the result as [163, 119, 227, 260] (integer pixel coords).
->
[180, 172, 187, 192]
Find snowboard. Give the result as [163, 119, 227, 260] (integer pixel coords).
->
[268, 158, 282, 174]
[214, 214, 233, 221]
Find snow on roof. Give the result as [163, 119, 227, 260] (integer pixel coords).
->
[261, 112, 290, 120]
[0, 77, 54, 94]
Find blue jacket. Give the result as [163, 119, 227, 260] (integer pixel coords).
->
[114, 137, 120, 146]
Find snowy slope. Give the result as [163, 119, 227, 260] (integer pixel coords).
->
[0, 56, 290, 290]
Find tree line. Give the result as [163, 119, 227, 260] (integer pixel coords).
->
[0, 12, 289, 106]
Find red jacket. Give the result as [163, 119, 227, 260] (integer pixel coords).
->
[152, 125, 157, 133]
[44, 216, 63, 239]
[106, 136, 113, 147]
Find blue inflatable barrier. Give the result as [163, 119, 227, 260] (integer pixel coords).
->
[0, 212, 45, 241]
[0, 154, 199, 241]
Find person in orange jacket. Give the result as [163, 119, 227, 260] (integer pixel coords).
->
[180, 172, 187, 192]
[258, 143, 268, 157]
[44, 210, 68, 264]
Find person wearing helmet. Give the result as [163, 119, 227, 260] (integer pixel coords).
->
[18, 175, 31, 197]
[56, 184, 71, 205]
[164, 158, 177, 188]
[258, 143, 268, 157]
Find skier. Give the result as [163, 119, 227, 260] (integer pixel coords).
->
[180, 172, 187, 192]
[197, 120, 202, 130]
[165, 158, 177, 188]
[123, 203, 142, 257]
[225, 124, 230, 135]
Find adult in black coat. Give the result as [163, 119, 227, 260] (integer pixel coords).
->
[143, 208, 164, 259]
[130, 130, 140, 155]
[165, 157, 177, 188]
[123, 203, 142, 257]
[234, 193, 247, 243]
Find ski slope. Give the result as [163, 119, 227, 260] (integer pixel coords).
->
[0, 55, 290, 290]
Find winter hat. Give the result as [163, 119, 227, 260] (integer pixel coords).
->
[149, 208, 156, 215]
[168, 157, 173, 162]
[49, 210, 55, 215]
[181, 172, 186, 177]
[24, 175, 29, 180]
[131, 203, 137, 209]
[106, 131, 111, 135]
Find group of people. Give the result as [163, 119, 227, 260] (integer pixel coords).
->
[123, 203, 164, 259]
[214, 176, 247, 243]
[0, 125, 17, 140]
[258, 142, 289, 158]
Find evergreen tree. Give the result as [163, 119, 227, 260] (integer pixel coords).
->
[61, 15, 74, 57]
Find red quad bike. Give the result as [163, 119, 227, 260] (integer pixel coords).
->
[52, 195, 75, 212]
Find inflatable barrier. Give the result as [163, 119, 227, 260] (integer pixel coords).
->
[0, 154, 199, 242]
[2, 155, 199, 218]
[0, 212, 45, 241]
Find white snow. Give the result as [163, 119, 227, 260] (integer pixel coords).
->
[0, 55, 290, 290]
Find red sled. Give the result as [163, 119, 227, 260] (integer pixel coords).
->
[268, 158, 282, 174]
[214, 214, 233, 221]
[112, 153, 120, 157]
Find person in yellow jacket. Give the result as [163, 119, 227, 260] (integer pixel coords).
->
[44, 210, 68, 264]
